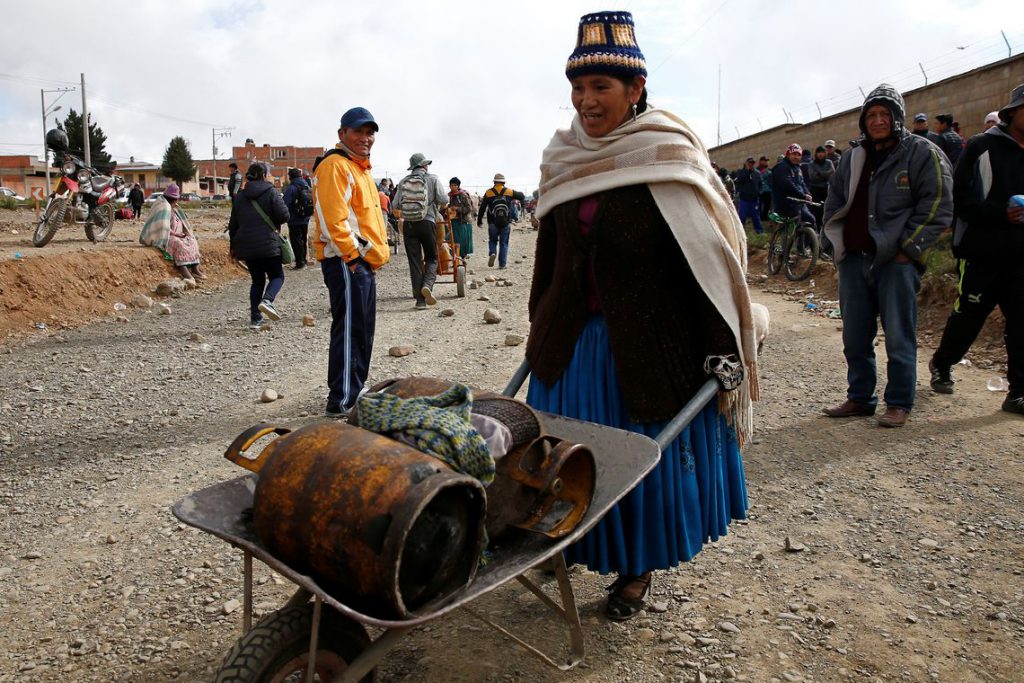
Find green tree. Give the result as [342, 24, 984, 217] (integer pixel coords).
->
[161, 136, 197, 190]
[56, 109, 116, 174]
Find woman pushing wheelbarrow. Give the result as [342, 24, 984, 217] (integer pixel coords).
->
[524, 9, 758, 621]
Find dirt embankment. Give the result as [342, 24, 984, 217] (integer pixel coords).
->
[0, 206, 245, 341]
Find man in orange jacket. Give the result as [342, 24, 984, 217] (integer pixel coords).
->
[312, 107, 391, 416]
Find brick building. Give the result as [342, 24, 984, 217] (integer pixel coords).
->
[194, 138, 327, 193]
[0, 155, 50, 197]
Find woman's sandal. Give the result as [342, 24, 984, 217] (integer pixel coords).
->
[605, 572, 652, 621]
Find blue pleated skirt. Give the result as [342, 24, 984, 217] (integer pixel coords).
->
[526, 315, 748, 575]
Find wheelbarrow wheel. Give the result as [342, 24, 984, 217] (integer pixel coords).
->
[455, 264, 467, 298]
[215, 604, 375, 682]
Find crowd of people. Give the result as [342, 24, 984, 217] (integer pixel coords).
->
[712, 83, 1023, 426]
[134, 9, 1021, 624]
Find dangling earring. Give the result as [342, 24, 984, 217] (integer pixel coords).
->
[631, 102, 638, 121]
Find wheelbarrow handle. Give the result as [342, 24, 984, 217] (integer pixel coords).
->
[502, 360, 720, 453]
[653, 378, 719, 452]
[502, 358, 532, 398]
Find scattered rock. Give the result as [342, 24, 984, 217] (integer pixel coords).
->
[484, 309, 502, 324]
[695, 637, 720, 647]
[635, 628, 656, 641]
[784, 536, 806, 552]
[23, 551, 42, 560]
[105, 534, 118, 545]
[130, 294, 153, 309]
[906, 614, 919, 624]
[115, 315, 129, 323]
[504, 334, 523, 346]
[649, 601, 670, 613]
[439, 309, 455, 317]
[260, 389, 279, 403]
[484, 275, 497, 283]
[469, 281, 481, 289]
[222, 599, 240, 615]
[155, 280, 184, 296]
[718, 621, 740, 634]
[389, 345, 415, 357]
[478, 295, 491, 302]
[188, 332, 205, 342]
[157, 303, 172, 316]
[918, 538, 939, 549]
[302, 314, 316, 327]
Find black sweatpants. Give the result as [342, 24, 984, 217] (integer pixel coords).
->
[932, 258, 1024, 395]
[322, 257, 376, 410]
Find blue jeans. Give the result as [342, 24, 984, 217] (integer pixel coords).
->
[837, 252, 921, 409]
[737, 198, 764, 234]
[487, 220, 511, 267]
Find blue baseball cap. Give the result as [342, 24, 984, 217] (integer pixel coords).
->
[339, 107, 378, 132]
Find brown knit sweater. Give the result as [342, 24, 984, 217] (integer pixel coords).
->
[526, 184, 736, 422]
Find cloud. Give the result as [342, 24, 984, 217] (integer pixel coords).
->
[0, 0, 1019, 190]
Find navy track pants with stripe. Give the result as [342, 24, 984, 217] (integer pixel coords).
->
[322, 257, 376, 409]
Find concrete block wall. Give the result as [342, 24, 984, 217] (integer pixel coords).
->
[709, 54, 1024, 170]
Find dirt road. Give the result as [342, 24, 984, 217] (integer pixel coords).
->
[0, 207, 1021, 682]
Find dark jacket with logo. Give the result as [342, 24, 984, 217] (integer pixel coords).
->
[228, 180, 290, 260]
[952, 125, 1024, 262]
[823, 131, 953, 267]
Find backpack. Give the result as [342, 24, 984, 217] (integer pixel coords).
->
[487, 187, 511, 228]
[397, 173, 430, 222]
[293, 182, 314, 219]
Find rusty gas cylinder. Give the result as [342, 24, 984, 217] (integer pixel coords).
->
[224, 421, 486, 619]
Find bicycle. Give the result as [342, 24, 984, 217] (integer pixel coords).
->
[766, 198, 821, 281]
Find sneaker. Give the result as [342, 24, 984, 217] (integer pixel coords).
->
[415, 301, 427, 310]
[421, 286, 437, 306]
[258, 299, 281, 321]
[249, 316, 264, 330]
[488, 254, 496, 267]
[929, 360, 954, 394]
[325, 401, 346, 418]
[1002, 394, 1024, 415]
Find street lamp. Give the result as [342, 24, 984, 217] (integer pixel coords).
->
[41, 87, 74, 195]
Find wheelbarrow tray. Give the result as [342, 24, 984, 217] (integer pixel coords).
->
[172, 412, 660, 629]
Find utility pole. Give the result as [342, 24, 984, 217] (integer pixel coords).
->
[80, 73, 90, 167]
[716, 64, 722, 147]
[212, 127, 234, 197]
[41, 87, 73, 195]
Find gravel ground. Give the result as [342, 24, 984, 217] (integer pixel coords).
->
[1, 216, 1022, 683]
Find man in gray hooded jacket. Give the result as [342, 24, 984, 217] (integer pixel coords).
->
[822, 83, 953, 428]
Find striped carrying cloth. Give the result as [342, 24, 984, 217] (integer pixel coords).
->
[356, 383, 495, 485]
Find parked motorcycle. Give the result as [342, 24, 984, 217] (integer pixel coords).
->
[34, 129, 124, 247]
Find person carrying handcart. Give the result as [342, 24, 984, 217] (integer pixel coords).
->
[525, 9, 758, 621]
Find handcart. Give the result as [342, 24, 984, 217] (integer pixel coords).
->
[433, 209, 467, 298]
[173, 364, 719, 682]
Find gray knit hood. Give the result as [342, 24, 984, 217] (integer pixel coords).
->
[859, 83, 906, 139]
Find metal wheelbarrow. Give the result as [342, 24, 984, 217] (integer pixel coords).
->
[172, 362, 719, 682]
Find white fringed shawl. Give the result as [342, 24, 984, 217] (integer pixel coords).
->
[536, 108, 758, 443]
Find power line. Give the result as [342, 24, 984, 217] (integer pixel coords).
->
[89, 94, 227, 129]
[0, 72, 78, 88]
[650, 0, 732, 74]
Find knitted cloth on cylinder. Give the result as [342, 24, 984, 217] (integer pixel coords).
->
[356, 384, 495, 485]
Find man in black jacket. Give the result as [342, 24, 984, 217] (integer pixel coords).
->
[734, 157, 764, 234]
[929, 84, 1024, 415]
[227, 162, 242, 200]
[934, 113, 963, 166]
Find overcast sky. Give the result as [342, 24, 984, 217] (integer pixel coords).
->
[1, 0, 1020, 192]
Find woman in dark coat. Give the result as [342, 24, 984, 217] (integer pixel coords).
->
[527, 11, 758, 620]
[228, 163, 290, 328]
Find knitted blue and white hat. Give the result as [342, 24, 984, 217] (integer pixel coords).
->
[565, 11, 647, 81]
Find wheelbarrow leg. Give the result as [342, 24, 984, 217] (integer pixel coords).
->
[463, 552, 585, 670]
[336, 625, 415, 683]
[243, 551, 253, 634]
[305, 596, 323, 683]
